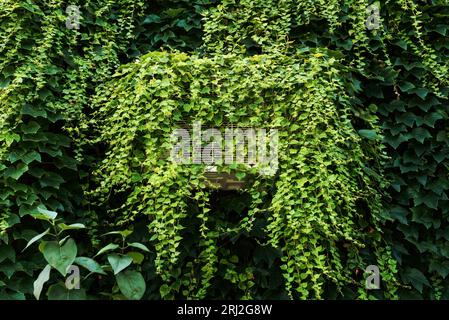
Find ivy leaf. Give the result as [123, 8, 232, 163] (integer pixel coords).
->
[20, 121, 41, 134]
[235, 172, 246, 181]
[4, 163, 28, 180]
[423, 192, 439, 210]
[358, 129, 379, 141]
[21, 1, 42, 14]
[412, 88, 429, 100]
[39, 172, 65, 189]
[393, 39, 408, 50]
[22, 151, 42, 165]
[402, 268, 430, 293]
[143, 14, 161, 24]
[412, 128, 432, 144]
[160, 284, 170, 298]
[0, 78, 10, 88]
[0, 245, 15, 263]
[423, 112, 443, 128]
[398, 81, 415, 92]
[21, 105, 47, 118]
[3, 133, 20, 147]
[429, 261, 449, 278]
[384, 133, 410, 149]
[44, 65, 60, 75]
[396, 112, 415, 127]
[432, 24, 448, 36]
[389, 206, 409, 225]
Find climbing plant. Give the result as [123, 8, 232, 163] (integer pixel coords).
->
[0, 0, 448, 300]
[89, 50, 398, 299]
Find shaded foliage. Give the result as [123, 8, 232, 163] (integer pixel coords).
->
[0, 0, 448, 300]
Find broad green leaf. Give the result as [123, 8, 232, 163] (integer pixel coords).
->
[160, 284, 170, 298]
[20, 121, 41, 134]
[22, 228, 50, 252]
[103, 229, 133, 239]
[396, 112, 416, 127]
[384, 133, 410, 149]
[4, 163, 28, 180]
[95, 243, 119, 257]
[0, 262, 21, 279]
[358, 129, 379, 140]
[423, 112, 443, 128]
[127, 252, 144, 265]
[43, 239, 77, 276]
[0, 291, 25, 300]
[128, 242, 150, 252]
[393, 39, 408, 50]
[47, 283, 86, 300]
[3, 133, 20, 147]
[39, 172, 65, 189]
[0, 78, 10, 89]
[58, 223, 86, 231]
[45, 65, 61, 75]
[107, 254, 133, 275]
[412, 128, 432, 144]
[33, 264, 51, 300]
[116, 270, 146, 300]
[402, 268, 430, 293]
[21, 105, 47, 118]
[389, 206, 408, 225]
[429, 261, 449, 278]
[413, 88, 429, 100]
[0, 245, 15, 263]
[432, 24, 448, 36]
[36, 207, 58, 220]
[143, 14, 161, 24]
[75, 257, 106, 275]
[22, 151, 42, 165]
[398, 81, 415, 92]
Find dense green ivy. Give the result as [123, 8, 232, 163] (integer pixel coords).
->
[0, 0, 448, 300]
[376, 3, 449, 299]
[0, 0, 154, 299]
[89, 50, 397, 299]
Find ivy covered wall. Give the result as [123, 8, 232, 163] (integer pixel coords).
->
[0, 0, 448, 300]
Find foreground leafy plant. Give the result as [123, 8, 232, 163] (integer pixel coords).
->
[23, 207, 89, 300]
[95, 229, 149, 300]
[25, 209, 149, 300]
